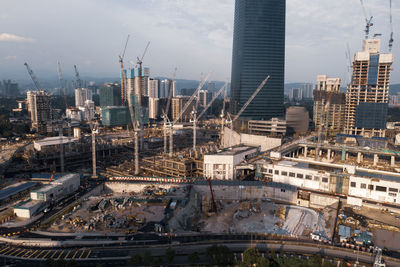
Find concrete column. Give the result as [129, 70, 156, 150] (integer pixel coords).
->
[346, 153, 349, 160]
[327, 149, 331, 160]
[373, 154, 379, 166]
[357, 152, 362, 164]
[304, 146, 308, 157]
[391, 156, 396, 167]
[296, 149, 299, 157]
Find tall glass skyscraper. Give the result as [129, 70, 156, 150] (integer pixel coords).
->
[230, 0, 286, 120]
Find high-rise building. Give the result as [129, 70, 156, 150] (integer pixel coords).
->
[1, 80, 19, 97]
[126, 67, 150, 103]
[99, 83, 121, 108]
[75, 88, 92, 108]
[313, 75, 346, 135]
[148, 78, 160, 98]
[26, 91, 52, 133]
[289, 88, 301, 102]
[301, 84, 314, 100]
[199, 90, 212, 108]
[230, 0, 285, 120]
[160, 79, 175, 99]
[172, 96, 195, 123]
[344, 39, 394, 137]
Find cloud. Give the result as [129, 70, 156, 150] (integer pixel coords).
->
[0, 33, 34, 42]
[4, 55, 17, 60]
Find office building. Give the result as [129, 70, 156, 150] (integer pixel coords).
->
[344, 39, 394, 137]
[101, 106, 130, 127]
[26, 90, 52, 134]
[75, 88, 92, 108]
[313, 75, 346, 135]
[99, 83, 121, 107]
[230, 0, 285, 120]
[0, 80, 19, 97]
[248, 118, 287, 136]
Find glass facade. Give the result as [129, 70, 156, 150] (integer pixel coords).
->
[230, 0, 286, 120]
[355, 102, 387, 130]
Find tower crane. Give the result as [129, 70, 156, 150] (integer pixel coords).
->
[168, 73, 211, 157]
[191, 81, 228, 150]
[24, 63, 41, 90]
[89, 118, 99, 178]
[360, 0, 374, 39]
[127, 85, 140, 175]
[220, 81, 228, 146]
[119, 35, 130, 106]
[74, 65, 83, 89]
[136, 41, 150, 69]
[227, 75, 270, 126]
[389, 0, 394, 52]
[162, 68, 177, 155]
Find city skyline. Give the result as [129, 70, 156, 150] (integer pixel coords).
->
[0, 0, 398, 84]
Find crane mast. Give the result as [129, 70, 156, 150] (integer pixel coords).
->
[163, 68, 177, 155]
[74, 65, 83, 89]
[24, 62, 41, 90]
[119, 35, 130, 106]
[360, 0, 374, 39]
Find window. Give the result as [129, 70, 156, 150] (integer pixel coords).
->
[360, 183, 366, 189]
[376, 186, 387, 192]
[350, 182, 356, 188]
[368, 185, 374, 190]
[314, 176, 319, 181]
[305, 175, 312, 180]
[275, 170, 279, 175]
[322, 177, 328, 183]
[280, 188, 286, 192]
[268, 169, 273, 174]
[297, 174, 303, 179]
[389, 192, 397, 197]
[389, 188, 399, 193]
[289, 172, 295, 177]
[282, 171, 288, 176]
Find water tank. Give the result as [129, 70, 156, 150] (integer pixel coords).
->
[285, 106, 309, 134]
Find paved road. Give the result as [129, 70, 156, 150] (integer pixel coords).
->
[0, 241, 398, 266]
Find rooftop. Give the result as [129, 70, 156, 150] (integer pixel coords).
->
[210, 145, 258, 156]
[0, 182, 37, 202]
[14, 199, 42, 209]
[34, 136, 78, 147]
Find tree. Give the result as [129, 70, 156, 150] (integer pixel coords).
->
[241, 247, 269, 267]
[188, 251, 200, 263]
[130, 254, 142, 266]
[206, 245, 235, 266]
[143, 250, 153, 266]
[165, 246, 176, 264]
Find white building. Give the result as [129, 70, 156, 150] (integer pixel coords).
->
[204, 146, 259, 180]
[14, 173, 80, 218]
[75, 88, 92, 108]
[33, 136, 78, 151]
[30, 173, 80, 202]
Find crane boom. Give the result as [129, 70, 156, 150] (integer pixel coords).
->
[360, 0, 373, 39]
[198, 81, 228, 120]
[232, 75, 270, 122]
[173, 72, 211, 124]
[74, 65, 83, 89]
[137, 41, 150, 68]
[389, 0, 394, 51]
[24, 63, 41, 90]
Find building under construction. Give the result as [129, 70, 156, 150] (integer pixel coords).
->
[313, 75, 346, 136]
[344, 38, 393, 137]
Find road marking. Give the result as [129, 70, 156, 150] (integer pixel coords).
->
[57, 250, 64, 260]
[9, 248, 21, 256]
[28, 250, 39, 258]
[86, 250, 91, 259]
[79, 250, 85, 259]
[15, 249, 26, 257]
[35, 250, 45, 258]
[72, 250, 79, 259]
[64, 250, 71, 259]
[0, 246, 10, 253]
[42, 250, 51, 258]
[22, 250, 32, 257]
[50, 250, 58, 259]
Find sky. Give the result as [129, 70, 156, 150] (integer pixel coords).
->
[0, 0, 398, 84]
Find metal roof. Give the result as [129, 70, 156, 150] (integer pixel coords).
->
[0, 182, 36, 202]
